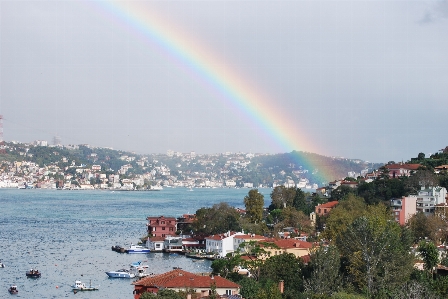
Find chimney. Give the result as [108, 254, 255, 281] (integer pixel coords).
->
[279, 280, 284, 294]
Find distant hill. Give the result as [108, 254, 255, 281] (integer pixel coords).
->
[0, 142, 383, 187]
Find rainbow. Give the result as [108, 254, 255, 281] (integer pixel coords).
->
[89, 1, 332, 183]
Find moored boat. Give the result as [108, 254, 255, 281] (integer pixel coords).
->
[130, 261, 149, 269]
[105, 269, 135, 278]
[71, 280, 99, 291]
[126, 244, 150, 254]
[26, 269, 41, 278]
[8, 285, 18, 294]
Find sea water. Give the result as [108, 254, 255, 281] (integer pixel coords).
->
[0, 188, 272, 298]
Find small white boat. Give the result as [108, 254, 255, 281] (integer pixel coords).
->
[105, 269, 135, 278]
[130, 261, 149, 269]
[126, 244, 150, 254]
[8, 285, 18, 294]
[71, 280, 99, 291]
[0, 260, 4, 268]
[133, 266, 152, 278]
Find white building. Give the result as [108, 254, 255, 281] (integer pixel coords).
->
[205, 231, 245, 257]
[415, 186, 448, 216]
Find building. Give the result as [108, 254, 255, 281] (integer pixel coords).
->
[132, 269, 241, 299]
[390, 197, 417, 225]
[146, 236, 165, 252]
[415, 186, 448, 216]
[147, 216, 177, 238]
[315, 201, 339, 217]
[164, 235, 184, 252]
[205, 231, 245, 257]
[385, 163, 421, 178]
[259, 238, 313, 259]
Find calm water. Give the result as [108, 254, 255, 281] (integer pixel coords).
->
[0, 187, 273, 298]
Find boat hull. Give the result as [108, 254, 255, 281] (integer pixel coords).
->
[105, 272, 135, 278]
[126, 249, 151, 254]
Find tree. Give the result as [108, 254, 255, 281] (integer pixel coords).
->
[244, 189, 264, 224]
[239, 276, 261, 299]
[259, 253, 304, 295]
[304, 244, 341, 296]
[292, 188, 307, 212]
[321, 194, 366, 242]
[418, 241, 439, 278]
[331, 185, 357, 201]
[192, 202, 241, 235]
[269, 186, 296, 210]
[409, 213, 447, 243]
[336, 207, 414, 297]
[274, 207, 313, 234]
[139, 289, 183, 299]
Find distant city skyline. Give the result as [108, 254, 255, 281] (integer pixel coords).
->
[1, 0, 447, 163]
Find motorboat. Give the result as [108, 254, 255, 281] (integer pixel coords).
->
[130, 261, 149, 269]
[71, 280, 99, 291]
[0, 260, 4, 268]
[8, 285, 18, 294]
[133, 266, 152, 278]
[26, 269, 41, 278]
[126, 244, 150, 254]
[105, 269, 135, 278]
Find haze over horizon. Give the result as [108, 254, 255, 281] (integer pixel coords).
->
[1, 0, 447, 164]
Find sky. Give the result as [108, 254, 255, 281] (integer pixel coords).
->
[1, 0, 447, 163]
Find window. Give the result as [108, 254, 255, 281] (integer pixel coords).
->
[162, 227, 165, 230]
[226, 290, 232, 295]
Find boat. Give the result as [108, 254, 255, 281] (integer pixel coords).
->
[133, 266, 152, 278]
[0, 260, 4, 268]
[105, 269, 135, 278]
[26, 269, 41, 278]
[8, 285, 18, 294]
[126, 244, 150, 254]
[71, 280, 99, 291]
[130, 261, 149, 269]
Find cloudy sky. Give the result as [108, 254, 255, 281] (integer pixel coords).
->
[1, 0, 447, 163]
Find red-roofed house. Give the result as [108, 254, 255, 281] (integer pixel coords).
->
[385, 163, 421, 178]
[147, 216, 177, 237]
[233, 233, 266, 252]
[260, 238, 313, 259]
[315, 201, 339, 216]
[205, 231, 245, 257]
[132, 269, 240, 299]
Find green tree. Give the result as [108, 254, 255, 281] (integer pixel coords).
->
[192, 202, 242, 235]
[304, 244, 341, 296]
[336, 208, 413, 297]
[292, 188, 307, 212]
[254, 281, 282, 299]
[244, 189, 264, 224]
[321, 194, 366, 242]
[239, 276, 261, 299]
[418, 240, 439, 278]
[259, 253, 304, 295]
[269, 186, 296, 210]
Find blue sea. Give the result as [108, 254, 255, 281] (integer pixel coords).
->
[0, 187, 273, 298]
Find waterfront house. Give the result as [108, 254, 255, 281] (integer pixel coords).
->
[205, 231, 245, 257]
[146, 236, 165, 252]
[147, 216, 177, 238]
[132, 269, 241, 299]
[164, 235, 184, 252]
